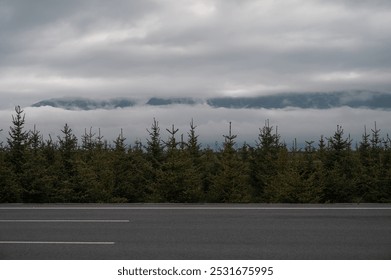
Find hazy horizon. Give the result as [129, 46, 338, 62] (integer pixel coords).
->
[1, 0, 390, 145]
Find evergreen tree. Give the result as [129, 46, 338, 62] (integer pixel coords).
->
[29, 125, 43, 153]
[80, 127, 97, 163]
[146, 118, 164, 168]
[41, 136, 62, 202]
[0, 146, 19, 202]
[323, 125, 356, 202]
[294, 141, 323, 203]
[185, 119, 205, 200]
[83, 130, 113, 202]
[125, 143, 154, 202]
[355, 126, 376, 202]
[370, 122, 382, 151]
[209, 122, 251, 202]
[5, 106, 30, 201]
[6, 106, 29, 174]
[58, 123, 78, 176]
[22, 125, 52, 202]
[357, 124, 391, 202]
[326, 125, 352, 159]
[381, 135, 391, 201]
[1, 107, 390, 203]
[56, 123, 78, 201]
[251, 120, 284, 201]
[155, 147, 203, 202]
[199, 146, 219, 199]
[81, 127, 96, 151]
[358, 126, 371, 167]
[317, 135, 327, 161]
[187, 119, 201, 158]
[164, 124, 179, 150]
[76, 128, 103, 202]
[262, 147, 295, 202]
[111, 129, 131, 202]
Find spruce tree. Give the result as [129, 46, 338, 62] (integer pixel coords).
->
[359, 126, 371, 167]
[155, 125, 203, 202]
[362, 124, 391, 202]
[111, 129, 130, 202]
[143, 119, 163, 201]
[251, 120, 284, 201]
[356, 126, 378, 202]
[164, 124, 179, 150]
[146, 118, 164, 168]
[58, 123, 78, 176]
[22, 125, 51, 202]
[7, 106, 29, 174]
[124, 143, 154, 202]
[295, 141, 323, 202]
[80, 127, 97, 163]
[326, 125, 352, 159]
[4, 106, 30, 201]
[187, 119, 201, 158]
[323, 125, 356, 202]
[56, 123, 78, 201]
[39, 136, 60, 202]
[83, 129, 113, 202]
[209, 122, 251, 202]
[0, 145, 19, 202]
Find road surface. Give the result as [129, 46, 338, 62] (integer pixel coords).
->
[0, 204, 390, 259]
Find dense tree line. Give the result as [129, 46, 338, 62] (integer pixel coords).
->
[1, 106, 390, 203]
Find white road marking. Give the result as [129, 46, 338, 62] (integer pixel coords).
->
[0, 219, 129, 222]
[0, 241, 115, 245]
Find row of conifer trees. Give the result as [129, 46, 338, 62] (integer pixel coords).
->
[0, 106, 390, 203]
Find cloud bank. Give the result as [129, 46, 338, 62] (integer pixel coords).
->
[31, 90, 391, 110]
[1, 0, 391, 107]
[1, 1, 390, 147]
[1, 105, 389, 150]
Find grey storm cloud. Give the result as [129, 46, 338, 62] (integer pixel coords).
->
[1, 0, 391, 105]
[0, 0, 390, 145]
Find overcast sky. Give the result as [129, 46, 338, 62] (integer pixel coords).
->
[0, 0, 390, 145]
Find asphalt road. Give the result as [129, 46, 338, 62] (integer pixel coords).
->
[0, 204, 390, 260]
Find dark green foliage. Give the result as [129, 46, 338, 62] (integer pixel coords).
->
[22, 126, 52, 203]
[146, 118, 164, 168]
[58, 123, 78, 176]
[55, 123, 79, 202]
[251, 120, 285, 201]
[6, 106, 29, 174]
[322, 126, 355, 202]
[4, 106, 29, 202]
[151, 124, 204, 202]
[0, 149, 20, 202]
[187, 119, 201, 158]
[0, 108, 390, 203]
[209, 122, 251, 202]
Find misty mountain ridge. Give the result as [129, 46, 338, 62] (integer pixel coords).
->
[207, 90, 391, 110]
[32, 97, 136, 110]
[146, 97, 200, 106]
[31, 90, 391, 110]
